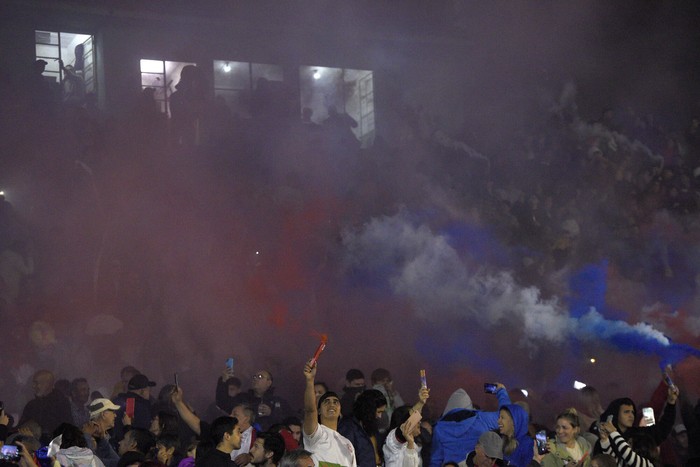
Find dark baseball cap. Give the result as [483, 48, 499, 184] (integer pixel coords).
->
[128, 374, 156, 390]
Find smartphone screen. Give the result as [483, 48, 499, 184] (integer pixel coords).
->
[126, 397, 135, 419]
[642, 407, 655, 426]
[484, 383, 498, 394]
[226, 357, 234, 371]
[1, 445, 20, 461]
[535, 430, 548, 455]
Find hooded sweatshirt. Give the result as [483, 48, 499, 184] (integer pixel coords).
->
[55, 446, 106, 467]
[500, 404, 533, 467]
[430, 388, 511, 467]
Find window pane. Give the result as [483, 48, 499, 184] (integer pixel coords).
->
[213, 60, 249, 90]
[35, 30, 59, 45]
[143, 86, 166, 102]
[299, 65, 343, 122]
[165, 61, 196, 89]
[141, 73, 164, 88]
[59, 33, 92, 68]
[44, 60, 60, 73]
[36, 44, 60, 59]
[140, 59, 164, 74]
[252, 63, 283, 85]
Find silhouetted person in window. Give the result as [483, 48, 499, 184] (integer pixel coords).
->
[324, 106, 359, 149]
[170, 65, 206, 148]
[28, 59, 56, 115]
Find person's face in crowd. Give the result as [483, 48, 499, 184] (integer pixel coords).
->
[118, 431, 136, 455]
[252, 371, 272, 394]
[295, 456, 315, 467]
[100, 410, 117, 429]
[136, 387, 151, 400]
[32, 372, 54, 397]
[232, 405, 251, 429]
[375, 404, 387, 420]
[347, 378, 365, 389]
[72, 381, 90, 405]
[474, 443, 495, 467]
[150, 415, 161, 436]
[319, 396, 341, 421]
[617, 404, 635, 430]
[498, 409, 514, 437]
[225, 424, 242, 450]
[228, 383, 241, 398]
[673, 430, 688, 449]
[156, 443, 175, 465]
[288, 424, 302, 443]
[555, 418, 578, 447]
[314, 384, 326, 400]
[249, 438, 270, 465]
[379, 377, 393, 392]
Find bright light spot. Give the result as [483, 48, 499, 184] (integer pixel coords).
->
[313, 69, 321, 80]
[0, 191, 4, 196]
[573, 380, 587, 390]
[223, 62, 231, 73]
[255, 251, 259, 255]
[520, 389, 529, 397]
[590, 358, 596, 364]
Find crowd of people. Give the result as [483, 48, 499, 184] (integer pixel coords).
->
[0, 361, 699, 467]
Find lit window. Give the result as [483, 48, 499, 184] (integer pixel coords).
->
[213, 60, 283, 118]
[299, 66, 375, 147]
[35, 30, 96, 100]
[140, 59, 196, 115]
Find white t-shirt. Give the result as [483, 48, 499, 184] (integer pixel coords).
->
[383, 428, 421, 467]
[230, 426, 254, 460]
[303, 423, 357, 467]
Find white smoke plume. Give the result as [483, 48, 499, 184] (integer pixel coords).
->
[343, 211, 675, 352]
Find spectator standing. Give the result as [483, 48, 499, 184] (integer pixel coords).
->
[302, 360, 357, 467]
[430, 385, 511, 467]
[19, 369, 73, 444]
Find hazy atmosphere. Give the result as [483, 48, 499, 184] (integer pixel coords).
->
[2, 0, 700, 429]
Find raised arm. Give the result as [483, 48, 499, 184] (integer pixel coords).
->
[303, 360, 319, 436]
[410, 387, 430, 415]
[171, 386, 202, 435]
[493, 383, 511, 407]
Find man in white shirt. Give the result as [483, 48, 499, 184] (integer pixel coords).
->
[303, 360, 357, 467]
[230, 403, 258, 465]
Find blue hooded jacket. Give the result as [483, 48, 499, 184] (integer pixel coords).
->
[501, 404, 533, 467]
[430, 388, 510, 467]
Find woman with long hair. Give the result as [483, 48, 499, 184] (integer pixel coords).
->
[497, 404, 533, 467]
[540, 408, 592, 467]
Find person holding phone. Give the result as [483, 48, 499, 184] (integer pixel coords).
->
[536, 408, 592, 467]
[382, 386, 430, 467]
[596, 419, 657, 467]
[593, 382, 678, 457]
